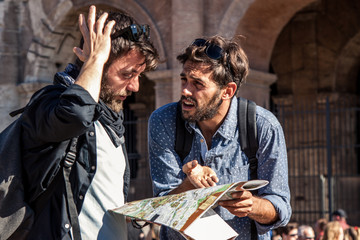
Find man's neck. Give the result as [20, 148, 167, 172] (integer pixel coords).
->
[197, 99, 231, 148]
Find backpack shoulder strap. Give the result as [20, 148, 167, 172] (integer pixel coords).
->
[238, 97, 259, 240]
[175, 102, 194, 161]
[62, 137, 82, 240]
[238, 97, 258, 180]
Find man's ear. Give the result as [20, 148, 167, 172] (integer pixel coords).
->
[222, 82, 237, 100]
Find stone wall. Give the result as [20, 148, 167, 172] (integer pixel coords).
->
[1, 0, 313, 129]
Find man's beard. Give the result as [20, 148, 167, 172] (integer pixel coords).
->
[100, 77, 130, 113]
[181, 90, 223, 122]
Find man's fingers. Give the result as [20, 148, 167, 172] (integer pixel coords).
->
[222, 206, 252, 217]
[211, 175, 219, 183]
[182, 160, 198, 174]
[182, 162, 192, 174]
[73, 47, 87, 62]
[191, 160, 198, 168]
[78, 14, 86, 33]
[200, 178, 210, 188]
[79, 14, 90, 44]
[206, 177, 217, 187]
[220, 199, 252, 207]
[73, 47, 82, 57]
[87, 5, 96, 33]
[96, 12, 109, 34]
[104, 20, 115, 36]
[231, 190, 252, 199]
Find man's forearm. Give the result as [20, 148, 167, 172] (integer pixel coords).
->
[248, 197, 279, 224]
[75, 57, 105, 102]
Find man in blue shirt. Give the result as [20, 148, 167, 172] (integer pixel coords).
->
[148, 36, 291, 239]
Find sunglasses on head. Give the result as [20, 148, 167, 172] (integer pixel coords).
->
[191, 38, 223, 60]
[111, 24, 150, 42]
[192, 38, 237, 82]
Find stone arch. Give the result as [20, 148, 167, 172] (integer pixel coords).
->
[335, 31, 360, 94]
[23, 0, 167, 85]
[218, 0, 317, 71]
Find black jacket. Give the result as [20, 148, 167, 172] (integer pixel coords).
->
[20, 68, 130, 239]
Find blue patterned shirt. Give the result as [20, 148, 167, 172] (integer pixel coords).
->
[148, 97, 291, 240]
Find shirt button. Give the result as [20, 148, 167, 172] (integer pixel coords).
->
[200, 139, 204, 143]
[79, 195, 83, 200]
[89, 131, 95, 136]
[65, 223, 70, 229]
[91, 165, 96, 171]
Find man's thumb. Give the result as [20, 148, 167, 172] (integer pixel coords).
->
[182, 160, 198, 174]
[191, 160, 198, 169]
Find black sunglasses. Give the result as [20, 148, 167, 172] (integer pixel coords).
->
[192, 38, 237, 81]
[192, 38, 223, 60]
[111, 24, 150, 42]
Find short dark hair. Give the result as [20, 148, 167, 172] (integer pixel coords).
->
[277, 222, 299, 235]
[176, 35, 249, 94]
[76, 10, 159, 72]
[332, 209, 347, 219]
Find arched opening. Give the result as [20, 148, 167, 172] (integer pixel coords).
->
[270, 0, 360, 225]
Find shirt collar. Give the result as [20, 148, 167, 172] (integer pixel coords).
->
[216, 97, 238, 139]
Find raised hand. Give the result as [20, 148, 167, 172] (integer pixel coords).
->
[73, 5, 115, 64]
[72, 5, 116, 102]
[182, 160, 219, 188]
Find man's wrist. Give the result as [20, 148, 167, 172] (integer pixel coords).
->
[169, 177, 195, 195]
[84, 55, 107, 68]
[248, 197, 279, 224]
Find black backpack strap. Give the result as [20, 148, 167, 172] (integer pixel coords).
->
[63, 137, 82, 240]
[175, 101, 194, 161]
[238, 97, 258, 240]
[238, 97, 258, 180]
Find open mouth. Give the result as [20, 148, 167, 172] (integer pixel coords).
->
[119, 96, 127, 101]
[182, 98, 196, 110]
[117, 92, 132, 101]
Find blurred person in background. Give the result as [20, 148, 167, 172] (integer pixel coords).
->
[323, 221, 344, 240]
[298, 225, 315, 240]
[332, 209, 360, 240]
[277, 222, 299, 240]
[315, 218, 328, 240]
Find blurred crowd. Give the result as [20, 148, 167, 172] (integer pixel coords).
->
[272, 209, 360, 240]
[128, 208, 359, 240]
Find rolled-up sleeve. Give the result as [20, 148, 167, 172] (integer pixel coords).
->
[255, 109, 291, 234]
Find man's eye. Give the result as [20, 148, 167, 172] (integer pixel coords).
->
[195, 81, 204, 88]
[123, 73, 133, 79]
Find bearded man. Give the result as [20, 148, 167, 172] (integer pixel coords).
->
[15, 5, 158, 240]
[148, 36, 290, 240]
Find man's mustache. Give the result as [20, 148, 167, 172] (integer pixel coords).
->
[181, 96, 197, 106]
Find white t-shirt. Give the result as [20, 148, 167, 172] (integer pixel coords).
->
[78, 121, 127, 240]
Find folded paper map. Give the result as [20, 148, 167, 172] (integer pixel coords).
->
[111, 179, 268, 240]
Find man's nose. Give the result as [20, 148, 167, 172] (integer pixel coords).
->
[181, 83, 192, 97]
[127, 76, 139, 92]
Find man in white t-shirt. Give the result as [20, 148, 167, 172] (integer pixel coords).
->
[15, 5, 159, 240]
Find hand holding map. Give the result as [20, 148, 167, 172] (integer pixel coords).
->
[111, 179, 268, 240]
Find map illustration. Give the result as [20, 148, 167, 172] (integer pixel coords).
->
[111, 179, 268, 240]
